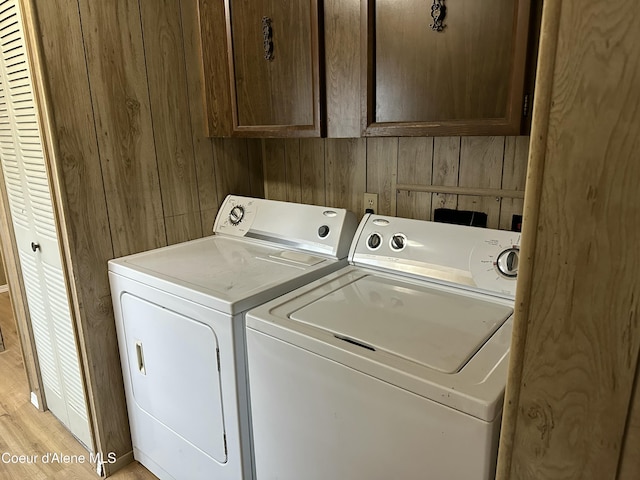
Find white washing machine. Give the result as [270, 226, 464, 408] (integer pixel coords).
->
[108, 195, 357, 480]
[245, 214, 520, 480]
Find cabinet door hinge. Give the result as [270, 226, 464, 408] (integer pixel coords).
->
[216, 347, 221, 372]
[523, 94, 530, 117]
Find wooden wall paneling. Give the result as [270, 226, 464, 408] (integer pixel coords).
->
[299, 138, 326, 206]
[31, 0, 132, 471]
[262, 139, 287, 201]
[618, 364, 640, 479]
[77, 0, 166, 258]
[396, 137, 434, 220]
[431, 137, 460, 217]
[212, 138, 252, 200]
[325, 138, 366, 214]
[324, 0, 360, 137]
[499, 136, 529, 230]
[498, 0, 640, 478]
[247, 138, 265, 199]
[180, 0, 219, 234]
[365, 137, 397, 216]
[458, 136, 504, 228]
[197, 0, 232, 136]
[284, 139, 302, 203]
[140, 0, 202, 246]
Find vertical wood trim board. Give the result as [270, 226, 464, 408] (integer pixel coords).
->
[498, 1, 640, 479]
[77, 0, 167, 258]
[457, 137, 504, 228]
[30, 0, 128, 466]
[366, 137, 397, 216]
[179, 0, 219, 235]
[324, 0, 360, 137]
[396, 137, 433, 221]
[139, 0, 203, 245]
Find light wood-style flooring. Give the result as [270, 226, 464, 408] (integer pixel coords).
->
[0, 292, 156, 479]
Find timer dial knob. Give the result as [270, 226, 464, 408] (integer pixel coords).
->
[390, 233, 406, 251]
[229, 205, 245, 226]
[318, 225, 330, 238]
[496, 247, 519, 278]
[367, 233, 382, 250]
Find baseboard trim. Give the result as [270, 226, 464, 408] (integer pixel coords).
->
[101, 450, 134, 478]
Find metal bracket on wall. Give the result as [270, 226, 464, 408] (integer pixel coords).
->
[430, 0, 447, 32]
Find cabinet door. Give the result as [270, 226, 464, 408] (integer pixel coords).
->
[362, 0, 531, 136]
[199, 0, 323, 137]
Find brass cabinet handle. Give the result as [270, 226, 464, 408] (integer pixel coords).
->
[262, 16, 273, 60]
[430, 0, 446, 32]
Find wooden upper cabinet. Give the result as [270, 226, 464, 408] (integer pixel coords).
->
[362, 0, 532, 136]
[199, 0, 323, 137]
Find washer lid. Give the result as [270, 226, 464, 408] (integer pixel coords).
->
[290, 275, 513, 374]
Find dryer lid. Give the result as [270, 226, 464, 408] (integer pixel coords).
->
[290, 275, 513, 374]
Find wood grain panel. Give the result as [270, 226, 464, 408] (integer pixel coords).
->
[500, 1, 640, 478]
[78, 0, 166, 257]
[618, 365, 640, 479]
[431, 137, 460, 217]
[325, 138, 366, 214]
[247, 138, 265, 199]
[300, 138, 326, 206]
[499, 136, 529, 230]
[262, 139, 287, 201]
[198, 0, 233, 136]
[366, 138, 397, 215]
[180, 0, 219, 234]
[324, 0, 360, 137]
[285, 139, 302, 203]
[140, 0, 202, 244]
[32, 0, 131, 470]
[396, 137, 433, 220]
[458, 137, 504, 228]
[212, 138, 252, 200]
[163, 212, 203, 245]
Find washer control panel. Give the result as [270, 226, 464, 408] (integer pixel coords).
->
[351, 214, 521, 297]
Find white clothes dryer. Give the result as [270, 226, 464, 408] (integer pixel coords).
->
[245, 214, 520, 480]
[108, 195, 357, 480]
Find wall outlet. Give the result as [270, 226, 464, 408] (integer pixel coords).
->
[364, 193, 378, 214]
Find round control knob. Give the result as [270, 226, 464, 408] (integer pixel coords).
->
[229, 205, 245, 226]
[390, 233, 406, 251]
[318, 225, 330, 238]
[367, 233, 382, 250]
[496, 247, 519, 278]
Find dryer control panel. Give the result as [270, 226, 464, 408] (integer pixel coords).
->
[213, 195, 359, 259]
[350, 215, 521, 298]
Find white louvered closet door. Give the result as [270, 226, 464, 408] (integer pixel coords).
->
[0, 0, 91, 448]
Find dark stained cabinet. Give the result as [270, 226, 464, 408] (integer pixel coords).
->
[361, 0, 532, 136]
[199, 0, 323, 137]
